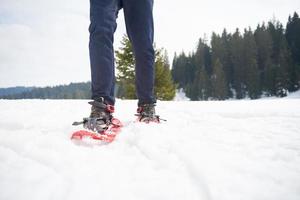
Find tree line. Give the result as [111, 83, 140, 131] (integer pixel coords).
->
[172, 12, 300, 100]
[0, 86, 34, 96]
[0, 82, 91, 99]
[2, 13, 299, 101]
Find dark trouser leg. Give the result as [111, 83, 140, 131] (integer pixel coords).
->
[123, 0, 156, 106]
[89, 0, 121, 105]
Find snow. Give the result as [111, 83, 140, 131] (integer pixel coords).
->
[174, 88, 190, 101]
[1, 99, 300, 200]
[284, 90, 300, 99]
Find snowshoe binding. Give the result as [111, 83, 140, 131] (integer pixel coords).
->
[71, 98, 122, 143]
[135, 103, 166, 123]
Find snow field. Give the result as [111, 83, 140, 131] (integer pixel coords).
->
[0, 99, 300, 200]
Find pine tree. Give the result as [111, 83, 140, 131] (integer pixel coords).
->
[243, 28, 261, 99]
[116, 35, 176, 100]
[254, 23, 273, 94]
[286, 12, 300, 91]
[211, 59, 228, 100]
[221, 29, 234, 97]
[211, 32, 230, 99]
[286, 12, 300, 66]
[115, 35, 136, 99]
[171, 52, 193, 88]
[230, 29, 245, 99]
[193, 38, 212, 99]
[154, 49, 176, 100]
[267, 21, 290, 97]
[195, 39, 212, 75]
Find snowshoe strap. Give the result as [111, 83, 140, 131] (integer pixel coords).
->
[88, 100, 114, 113]
[83, 117, 108, 133]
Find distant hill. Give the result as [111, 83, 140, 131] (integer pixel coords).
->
[0, 82, 91, 99]
[0, 86, 35, 96]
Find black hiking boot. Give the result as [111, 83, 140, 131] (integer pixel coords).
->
[83, 97, 114, 133]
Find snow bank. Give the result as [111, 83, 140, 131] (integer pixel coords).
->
[173, 88, 190, 101]
[284, 90, 300, 99]
[0, 99, 300, 200]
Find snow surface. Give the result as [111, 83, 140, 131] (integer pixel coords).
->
[0, 99, 300, 200]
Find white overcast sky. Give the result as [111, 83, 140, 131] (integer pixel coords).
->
[0, 0, 299, 87]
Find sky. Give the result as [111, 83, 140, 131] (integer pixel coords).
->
[0, 0, 299, 87]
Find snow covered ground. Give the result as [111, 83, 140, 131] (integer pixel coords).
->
[0, 97, 300, 200]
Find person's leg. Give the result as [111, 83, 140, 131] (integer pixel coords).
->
[122, 0, 156, 106]
[89, 0, 121, 105]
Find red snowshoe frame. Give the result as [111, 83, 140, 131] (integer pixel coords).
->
[71, 118, 122, 143]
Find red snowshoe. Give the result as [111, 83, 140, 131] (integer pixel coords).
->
[71, 118, 122, 143]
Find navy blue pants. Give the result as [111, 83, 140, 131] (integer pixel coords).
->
[89, 0, 156, 106]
